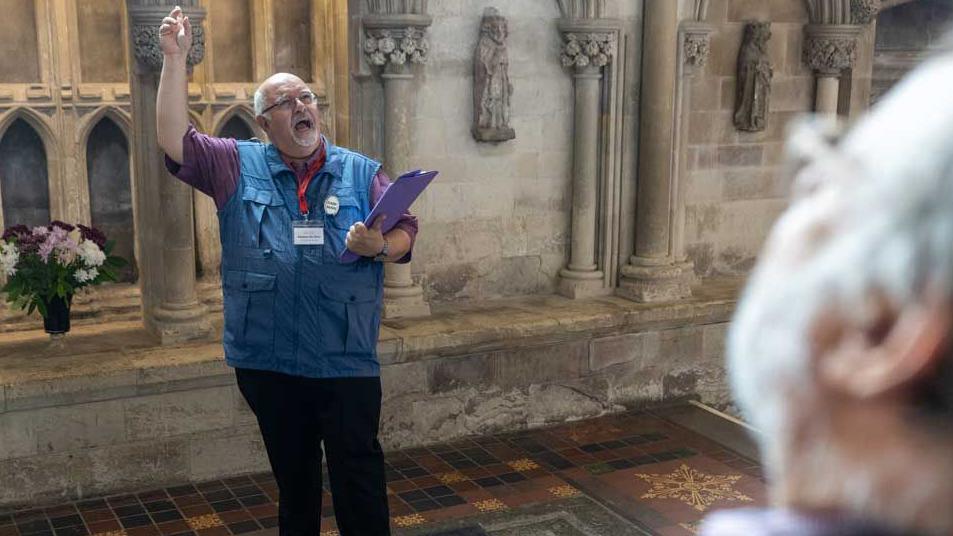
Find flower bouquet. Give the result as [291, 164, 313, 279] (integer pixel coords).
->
[0, 221, 127, 336]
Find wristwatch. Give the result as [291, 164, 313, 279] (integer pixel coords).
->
[373, 239, 390, 262]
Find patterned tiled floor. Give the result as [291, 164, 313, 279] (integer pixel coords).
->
[0, 406, 765, 536]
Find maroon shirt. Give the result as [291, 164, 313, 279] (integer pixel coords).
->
[164, 126, 417, 261]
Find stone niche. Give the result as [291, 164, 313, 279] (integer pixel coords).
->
[86, 117, 136, 282]
[0, 119, 50, 229]
[0, 2, 40, 83]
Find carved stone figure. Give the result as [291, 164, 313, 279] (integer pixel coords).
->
[472, 7, 515, 142]
[734, 22, 773, 132]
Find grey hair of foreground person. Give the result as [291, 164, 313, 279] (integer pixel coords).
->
[727, 46, 953, 533]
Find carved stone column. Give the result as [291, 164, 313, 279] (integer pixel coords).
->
[363, 13, 432, 318]
[673, 22, 712, 263]
[804, 24, 862, 116]
[556, 22, 618, 299]
[617, 0, 693, 303]
[127, 0, 210, 343]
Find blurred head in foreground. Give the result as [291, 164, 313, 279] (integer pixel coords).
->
[714, 46, 953, 535]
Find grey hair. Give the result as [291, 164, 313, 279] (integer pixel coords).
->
[253, 87, 269, 118]
[729, 50, 953, 462]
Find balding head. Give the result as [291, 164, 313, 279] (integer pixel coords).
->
[252, 72, 321, 158]
[253, 73, 308, 118]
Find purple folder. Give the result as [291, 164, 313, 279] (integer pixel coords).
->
[339, 169, 438, 263]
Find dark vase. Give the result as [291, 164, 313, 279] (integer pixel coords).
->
[42, 294, 72, 335]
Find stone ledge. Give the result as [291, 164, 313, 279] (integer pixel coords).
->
[0, 279, 739, 413]
[0, 279, 740, 507]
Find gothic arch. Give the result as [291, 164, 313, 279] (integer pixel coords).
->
[77, 106, 132, 147]
[211, 104, 262, 139]
[0, 108, 60, 229]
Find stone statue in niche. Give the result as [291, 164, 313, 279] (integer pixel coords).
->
[472, 7, 515, 142]
[734, 21, 773, 132]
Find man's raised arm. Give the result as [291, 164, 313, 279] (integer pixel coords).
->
[156, 6, 192, 164]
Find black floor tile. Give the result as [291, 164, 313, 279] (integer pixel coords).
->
[17, 519, 52, 535]
[473, 477, 503, 488]
[422, 486, 454, 498]
[397, 490, 428, 503]
[227, 520, 261, 534]
[118, 515, 152, 529]
[210, 500, 242, 513]
[238, 496, 269, 508]
[408, 499, 441, 512]
[76, 500, 108, 513]
[434, 495, 466, 508]
[143, 501, 176, 513]
[52, 526, 88, 536]
[112, 505, 146, 518]
[49, 515, 83, 529]
[166, 485, 198, 498]
[150, 510, 183, 523]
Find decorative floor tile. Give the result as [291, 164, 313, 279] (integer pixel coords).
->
[391, 514, 427, 528]
[505, 459, 539, 472]
[471, 499, 507, 513]
[547, 485, 581, 499]
[183, 515, 222, 532]
[635, 464, 754, 512]
[1, 407, 765, 536]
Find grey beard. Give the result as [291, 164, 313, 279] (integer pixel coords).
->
[292, 129, 318, 148]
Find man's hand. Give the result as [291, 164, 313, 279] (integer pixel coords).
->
[346, 215, 387, 258]
[159, 6, 192, 57]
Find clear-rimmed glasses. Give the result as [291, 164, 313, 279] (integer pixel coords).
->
[261, 90, 317, 115]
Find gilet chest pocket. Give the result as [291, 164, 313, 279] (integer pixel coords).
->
[240, 186, 285, 248]
[223, 270, 277, 352]
[324, 193, 362, 261]
[319, 283, 380, 355]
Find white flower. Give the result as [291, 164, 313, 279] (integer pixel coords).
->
[78, 239, 106, 267]
[74, 267, 98, 283]
[0, 242, 18, 276]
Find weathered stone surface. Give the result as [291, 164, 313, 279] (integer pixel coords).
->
[187, 427, 268, 481]
[123, 387, 234, 441]
[497, 342, 588, 390]
[32, 400, 126, 454]
[429, 352, 500, 394]
[588, 331, 659, 372]
[0, 410, 38, 459]
[0, 452, 76, 506]
[82, 439, 191, 497]
[5, 370, 139, 412]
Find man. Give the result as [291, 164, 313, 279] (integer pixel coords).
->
[701, 46, 953, 535]
[156, 7, 415, 535]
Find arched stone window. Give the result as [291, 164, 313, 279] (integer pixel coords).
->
[86, 117, 137, 282]
[0, 118, 50, 229]
[217, 115, 255, 140]
[872, 0, 953, 103]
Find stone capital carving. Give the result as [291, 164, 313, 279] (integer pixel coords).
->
[559, 31, 616, 70]
[681, 23, 713, 70]
[131, 23, 205, 73]
[684, 33, 711, 68]
[127, 3, 206, 73]
[850, 0, 881, 25]
[363, 27, 429, 67]
[803, 25, 862, 75]
[362, 14, 432, 70]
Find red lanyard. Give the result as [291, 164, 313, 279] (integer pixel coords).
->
[295, 147, 326, 218]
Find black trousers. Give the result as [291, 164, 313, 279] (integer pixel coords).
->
[235, 368, 390, 536]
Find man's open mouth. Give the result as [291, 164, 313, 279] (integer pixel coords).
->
[294, 118, 314, 132]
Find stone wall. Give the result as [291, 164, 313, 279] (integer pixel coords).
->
[683, 0, 812, 277]
[0, 286, 735, 508]
[366, 1, 643, 304]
